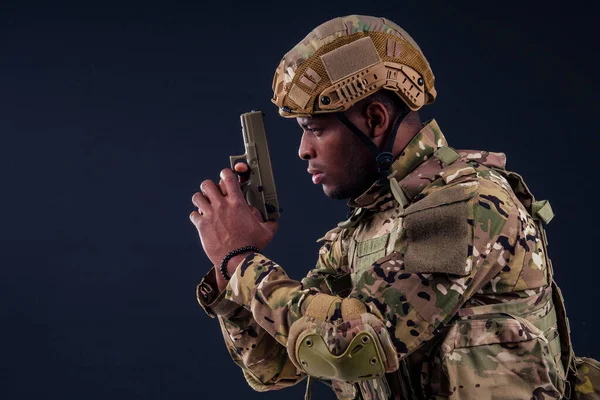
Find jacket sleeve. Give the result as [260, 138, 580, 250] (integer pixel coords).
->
[196, 227, 346, 390]
[208, 178, 522, 373]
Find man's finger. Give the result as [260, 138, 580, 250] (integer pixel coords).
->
[220, 168, 245, 202]
[234, 161, 251, 183]
[191, 191, 211, 213]
[189, 210, 203, 225]
[234, 162, 248, 173]
[200, 180, 224, 204]
[219, 178, 227, 196]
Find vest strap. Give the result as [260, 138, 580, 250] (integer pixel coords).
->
[433, 146, 460, 166]
[533, 200, 555, 224]
[389, 173, 411, 210]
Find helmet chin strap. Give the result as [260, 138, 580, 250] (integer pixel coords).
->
[335, 106, 410, 183]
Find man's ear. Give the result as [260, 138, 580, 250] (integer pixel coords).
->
[365, 101, 390, 138]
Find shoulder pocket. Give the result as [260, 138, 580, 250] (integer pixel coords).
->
[403, 182, 478, 276]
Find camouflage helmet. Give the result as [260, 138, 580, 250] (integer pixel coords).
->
[271, 15, 437, 118]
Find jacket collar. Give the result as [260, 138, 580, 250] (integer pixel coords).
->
[347, 119, 447, 211]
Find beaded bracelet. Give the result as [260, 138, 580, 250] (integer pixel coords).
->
[219, 246, 261, 280]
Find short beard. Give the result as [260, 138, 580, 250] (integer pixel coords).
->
[326, 148, 378, 200]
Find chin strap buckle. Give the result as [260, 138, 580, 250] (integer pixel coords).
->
[376, 152, 394, 181]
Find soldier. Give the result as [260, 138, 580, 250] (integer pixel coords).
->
[189, 15, 597, 400]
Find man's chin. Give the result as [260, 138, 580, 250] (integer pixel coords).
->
[321, 174, 378, 200]
[322, 183, 351, 200]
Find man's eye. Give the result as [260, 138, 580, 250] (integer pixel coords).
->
[308, 128, 322, 135]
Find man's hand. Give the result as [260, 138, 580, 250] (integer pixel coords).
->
[189, 166, 278, 271]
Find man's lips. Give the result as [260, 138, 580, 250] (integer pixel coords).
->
[308, 168, 324, 184]
[312, 173, 324, 184]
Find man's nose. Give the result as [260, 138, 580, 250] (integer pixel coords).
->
[298, 132, 316, 160]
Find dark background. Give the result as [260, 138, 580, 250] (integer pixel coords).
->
[1, 1, 598, 399]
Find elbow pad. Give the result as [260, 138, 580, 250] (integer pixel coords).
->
[286, 295, 399, 382]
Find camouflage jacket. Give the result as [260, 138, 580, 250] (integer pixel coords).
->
[197, 119, 570, 399]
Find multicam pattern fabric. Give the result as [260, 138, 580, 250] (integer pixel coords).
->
[197, 119, 571, 399]
[271, 15, 436, 117]
[276, 15, 423, 82]
[573, 357, 600, 399]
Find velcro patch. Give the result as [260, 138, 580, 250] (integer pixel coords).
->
[320, 37, 381, 83]
[304, 67, 322, 84]
[288, 84, 311, 108]
[355, 234, 390, 271]
[386, 38, 403, 57]
[300, 75, 317, 90]
[403, 185, 476, 276]
[386, 38, 395, 57]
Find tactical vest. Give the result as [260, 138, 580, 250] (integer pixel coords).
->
[314, 147, 598, 400]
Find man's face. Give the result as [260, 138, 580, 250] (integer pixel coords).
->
[296, 113, 378, 200]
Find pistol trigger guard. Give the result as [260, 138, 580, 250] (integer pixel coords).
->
[233, 160, 251, 181]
